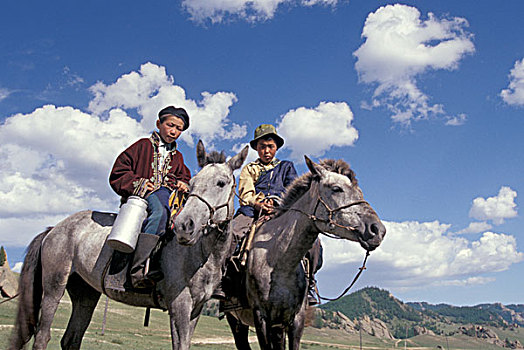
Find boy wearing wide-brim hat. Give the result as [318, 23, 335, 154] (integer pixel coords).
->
[237, 124, 296, 219]
[217, 124, 322, 305]
[109, 105, 191, 288]
[212, 124, 298, 300]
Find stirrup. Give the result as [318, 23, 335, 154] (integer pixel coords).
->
[307, 286, 319, 306]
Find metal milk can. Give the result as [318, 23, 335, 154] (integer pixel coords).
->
[106, 196, 148, 253]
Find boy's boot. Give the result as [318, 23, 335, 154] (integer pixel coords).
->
[211, 281, 226, 300]
[303, 257, 319, 306]
[307, 276, 320, 306]
[130, 233, 162, 289]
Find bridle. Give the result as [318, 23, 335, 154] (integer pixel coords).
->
[288, 183, 372, 302]
[289, 189, 369, 239]
[185, 178, 236, 235]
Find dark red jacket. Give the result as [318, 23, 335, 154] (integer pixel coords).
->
[109, 132, 191, 200]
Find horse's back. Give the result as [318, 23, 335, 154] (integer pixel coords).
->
[42, 210, 115, 293]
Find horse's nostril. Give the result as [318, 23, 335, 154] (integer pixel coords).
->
[187, 219, 195, 232]
[370, 223, 380, 236]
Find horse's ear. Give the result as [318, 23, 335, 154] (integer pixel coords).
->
[196, 140, 207, 168]
[305, 155, 326, 179]
[228, 145, 249, 171]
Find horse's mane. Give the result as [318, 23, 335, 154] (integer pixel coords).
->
[278, 159, 358, 212]
[200, 151, 227, 167]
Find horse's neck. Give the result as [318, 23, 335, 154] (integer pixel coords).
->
[261, 184, 320, 274]
[165, 224, 232, 273]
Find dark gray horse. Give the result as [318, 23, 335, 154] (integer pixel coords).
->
[224, 156, 386, 350]
[9, 141, 248, 350]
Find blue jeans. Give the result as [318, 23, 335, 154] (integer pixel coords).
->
[142, 187, 171, 236]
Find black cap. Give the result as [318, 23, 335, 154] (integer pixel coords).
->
[158, 106, 190, 131]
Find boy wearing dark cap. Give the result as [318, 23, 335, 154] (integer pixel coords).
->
[109, 106, 191, 288]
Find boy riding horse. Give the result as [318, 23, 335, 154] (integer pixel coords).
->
[217, 124, 322, 304]
[109, 106, 191, 288]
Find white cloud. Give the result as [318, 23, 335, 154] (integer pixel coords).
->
[11, 262, 23, 273]
[438, 276, 495, 287]
[445, 113, 467, 126]
[469, 186, 518, 225]
[277, 101, 358, 160]
[0, 87, 11, 101]
[88, 62, 246, 147]
[0, 106, 142, 218]
[456, 221, 493, 235]
[182, 0, 337, 23]
[0, 214, 69, 247]
[302, 0, 337, 6]
[0, 63, 246, 246]
[321, 220, 523, 288]
[500, 58, 524, 106]
[354, 4, 475, 126]
[61, 66, 85, 89]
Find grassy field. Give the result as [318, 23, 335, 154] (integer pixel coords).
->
[1, 295, 523, 349]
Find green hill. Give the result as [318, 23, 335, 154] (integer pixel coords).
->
[318, 287, 524, 340]
[320, 286, 424, 323]
[408, 301, 507, 327]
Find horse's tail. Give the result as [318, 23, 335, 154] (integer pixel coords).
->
[9, 227, 52, 350]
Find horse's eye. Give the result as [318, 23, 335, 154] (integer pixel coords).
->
[332, 185, 343, 193]
[217, 180, 226, 188]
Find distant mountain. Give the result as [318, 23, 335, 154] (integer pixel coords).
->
[319, 287, 433, 338]
[318, 287, 524, 339]
[0, 247, 18, 298]
[408, 301, 524, 327]
[320, 286, 423, 322]
[201, 287, 524, 347]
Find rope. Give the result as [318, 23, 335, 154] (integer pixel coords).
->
[317, 251, 370, 302]
[0, 293, 19, 305]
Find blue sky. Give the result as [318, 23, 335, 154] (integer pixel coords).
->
[1, 0, 523, 306]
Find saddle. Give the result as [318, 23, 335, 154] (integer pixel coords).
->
[220, 216, 268, 312]
[220, 245, 249, 312]
[99, 190, 187, 305]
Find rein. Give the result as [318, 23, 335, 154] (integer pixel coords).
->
[0, 293, 19, 305]
[317, 251, 370, 302]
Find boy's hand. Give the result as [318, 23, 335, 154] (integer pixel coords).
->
[175, 181, 189, 193]
[254, 200, 274, 214]
[145, 180, 156, 192]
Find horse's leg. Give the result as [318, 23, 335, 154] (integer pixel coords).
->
[288, 306, 306, 350]
[33, 266, 70, 349]
[253, 308, 271, 350]
[226, 313, 252, 350]
[60, 273, 101, 350]
[9, 229, 50, 350]
[168, 291, 193, 350]
[269, 327, 285, 350]
[186, 316, 202, 348]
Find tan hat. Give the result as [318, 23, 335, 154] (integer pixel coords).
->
[249, 124, 284, 150]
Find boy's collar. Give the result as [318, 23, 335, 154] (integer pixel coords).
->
[256, 158, 280, 166]
[151, 131, 177, 151]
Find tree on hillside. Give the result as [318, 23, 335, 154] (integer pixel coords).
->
[0, 246, 6, 266]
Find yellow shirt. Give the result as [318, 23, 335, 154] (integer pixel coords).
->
[238, 158, 280, 206]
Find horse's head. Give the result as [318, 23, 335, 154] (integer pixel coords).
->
[303, 156, 386, 251]
[174, 140, 249, 246]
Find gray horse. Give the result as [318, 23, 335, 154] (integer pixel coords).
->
[10, 141, 248, 350]
[223, 156, 386, 350]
